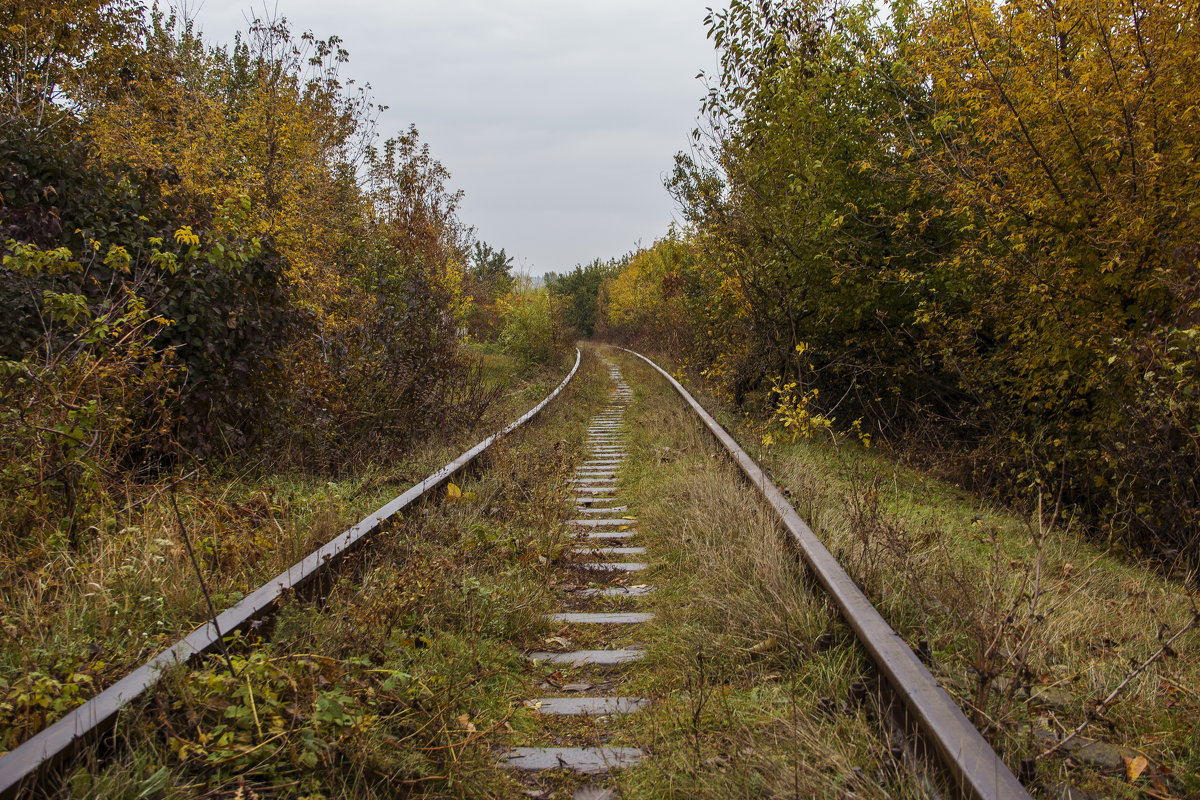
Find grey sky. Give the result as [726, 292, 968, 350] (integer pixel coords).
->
[189, 1, 718, 276]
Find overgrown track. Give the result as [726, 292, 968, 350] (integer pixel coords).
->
[2, 346, 1035, 798]
[0, 351, 583, 800]
[626, 348, 1031, 800]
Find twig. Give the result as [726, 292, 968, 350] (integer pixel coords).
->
[1040, 610, 1200, 759]
[417, 709, 515, 752]
[207, 729, 289, 766]
[245, 672, 263, 740]
[171, 488, 238, 678]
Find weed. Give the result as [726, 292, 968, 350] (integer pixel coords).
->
[703, 375, 1200, 798]
[0, 352, 568, 759]
[19, 348, 610, 797]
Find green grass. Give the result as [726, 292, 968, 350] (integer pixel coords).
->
[18, 342, 1196, 799]
[634, 347, 1200, 800]
[0, 348, 578, 760]
[26, 345, 610, 798]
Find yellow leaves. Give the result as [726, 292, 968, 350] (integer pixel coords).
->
[397, 635, 431, 649]
[748, 636, 779, 654]
[102, 244, 131, 273]
[3, 242, 81, 276]
[445, 482, 477, 503]
[851, 418, 871, 449]
[1124, 755, 1148, 783]
[768, 376, 833, 443]
[437, 260, 474, 325]
[173, 226, 200, 248]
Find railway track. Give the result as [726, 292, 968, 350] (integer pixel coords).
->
[0, 352, 583, 798]
[0, 347, 1034, 799]
[499, 356, 648, 791]
[495, 351, 1029, 800]
[623, 349, 1031, 800]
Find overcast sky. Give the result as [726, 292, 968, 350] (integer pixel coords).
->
[187, 0, 718, 276]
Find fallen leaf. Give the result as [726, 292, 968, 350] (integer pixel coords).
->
[749, 636, 779, 654]
[1124, 755, 1148, 782]
[446, 482, 462, 500]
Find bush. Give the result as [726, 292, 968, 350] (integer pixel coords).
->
[0, 245, 177, 548]
[498, 289, 566, 367]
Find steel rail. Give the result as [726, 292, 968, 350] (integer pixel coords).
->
[625, 348, 1031, 800]
[0, 349, 582, 799]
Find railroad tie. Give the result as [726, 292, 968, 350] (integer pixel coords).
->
[576, 505, 629, 514]
[571, 546, 647, 557]
[502, 358, 650, 796]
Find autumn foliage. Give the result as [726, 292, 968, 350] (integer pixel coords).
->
[599, 0, 1200, 565]
[1, 2, 488, 541]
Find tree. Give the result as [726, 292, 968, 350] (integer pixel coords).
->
[546, 258, 623, 337]
[904, 0, 1200, 555]
[470, 241, 514, 299]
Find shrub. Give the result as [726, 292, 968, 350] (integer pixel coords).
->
[498, 288, 566, 367]
[0, 242, 177, 548]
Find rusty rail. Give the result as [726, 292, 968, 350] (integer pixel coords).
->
[0, 349, 582, 799]
[625, 348, 1031, 800]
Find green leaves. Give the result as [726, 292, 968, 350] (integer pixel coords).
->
[2, 241, 80, 276]
[42, 291, 89, 326]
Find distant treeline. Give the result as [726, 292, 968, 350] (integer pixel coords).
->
[573, 0, 1200, 565]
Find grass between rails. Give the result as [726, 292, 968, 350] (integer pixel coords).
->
[593, 349, 931, 800]
[629, 348, 1200, 800]
[27, 346, 611, 798]
[16, 342, 1197, 799]
[0, 346, 569, 758]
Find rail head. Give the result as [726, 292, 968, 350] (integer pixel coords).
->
[0, 349, 582, 799]
[622, 348, 1032, 800]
